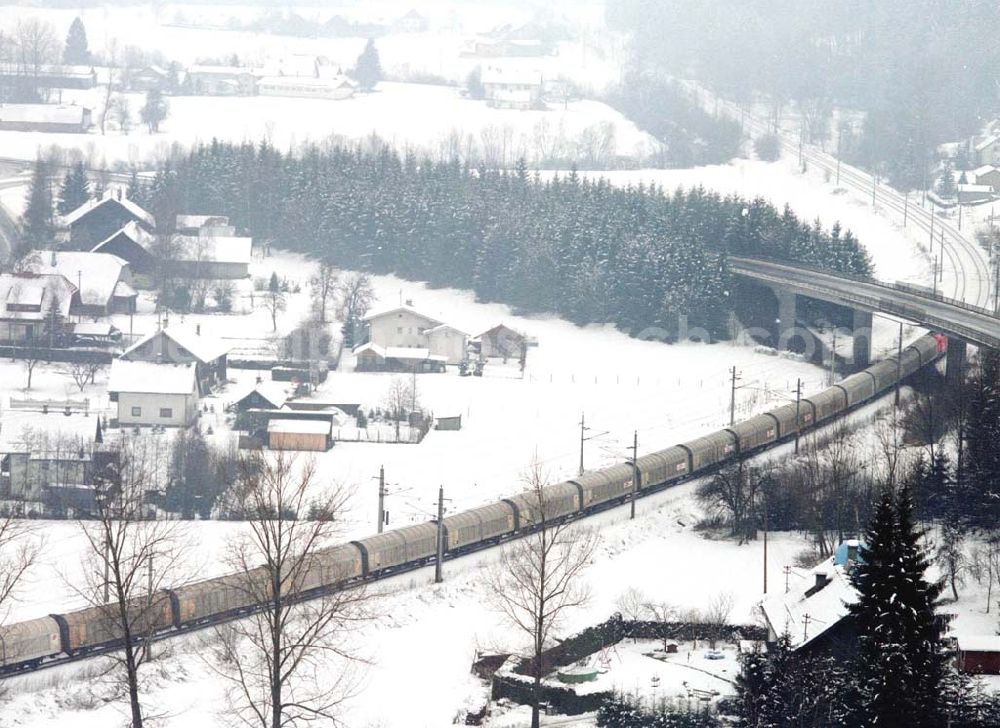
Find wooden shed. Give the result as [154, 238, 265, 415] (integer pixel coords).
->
[267, 419, 332, 452]
[956, 636, 1000, 674]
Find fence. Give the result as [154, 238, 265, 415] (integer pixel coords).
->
[8, 397, 91, 414]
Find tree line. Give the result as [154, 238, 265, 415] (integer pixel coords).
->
[132, 140, 870, 342]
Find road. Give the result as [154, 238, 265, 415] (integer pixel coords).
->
[685, 82, 995, 310]
[731, 256, 1000, 349]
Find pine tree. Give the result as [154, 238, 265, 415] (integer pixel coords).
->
[18, 158, 55, 258]
[63, 17, 90, 65]
[57, 161, 90, 216]
[351, 39, 382, 91]
[849, 485, 947, 727]
[140, 88, 169, 133]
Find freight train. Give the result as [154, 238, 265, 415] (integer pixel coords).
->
[0, 334, 944, 674]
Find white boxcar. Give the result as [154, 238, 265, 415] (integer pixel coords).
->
[0, 616, 62, 666]
[680, 431, 737, 472]
[573, 464, 636, 508]
[634, 446, 689, 489]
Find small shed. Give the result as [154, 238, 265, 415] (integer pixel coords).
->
[956, 636, 1000, 674]
[267, 418, 332, 452]
[435, 415, 462, 431]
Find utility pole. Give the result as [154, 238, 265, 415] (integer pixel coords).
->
[829, 329, 838, 385]
[784, 565, 792, 593]
[435, 485, 445, 584]
[729, 366, 741, 426]
[147, 552, 153, 600]
[794, 378, 803, 454]
[903, 191, 908, 227]
[630, 430, 638, 520]
[871, 172, 877, 207]
[933, 257, 939, 296]
[958, 201, 963, 230]
[929, 208, 935, 249]
[836, 126, 842, 185]
[579, 413, 586, 476]
[762, 491, 768, 595]
[803, 613, 812, 642]
[377, 465, 386, 534]
[895, 320, 903, 407]
[103, 533, 110, 604]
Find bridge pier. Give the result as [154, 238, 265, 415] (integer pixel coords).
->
[773, 289, 797, 349]
[945, 338, 968, 387]
[852, 310, 872, 369]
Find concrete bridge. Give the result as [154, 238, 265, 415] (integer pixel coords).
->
[730, 256, 1000, 381]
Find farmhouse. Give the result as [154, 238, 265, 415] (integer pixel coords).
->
[90, 221, 157, 275]
[0, 103, 91, 133]
[974, 136, 1000, 167]
[121, 325, 229, 393]
[63, 193, 156, 250]
[425, 324, 469, 364]
[108, 359, 199, 427]
[257, 75, 355, 101]
[267, 418, 332, 452]
[167, 234, 252, 279]
[480, 68, 543, 110]
[188, 65, 260, 96]
[0, 272, 75, 343]
[971, 165, 1000, 192]
[0, 64, 97, 91]
[363, 304, 443, 349]
[24, 250, 136, 316]
[233, 381, 291, 412]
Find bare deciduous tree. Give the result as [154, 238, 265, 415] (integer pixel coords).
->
[382, 376, 418, 441]
[72, 435, 187, 728]
[335, 272, 375, 323]
[698, 457, 766, 544]
[643, 600, 679, 652]
[211, 452, 368, 728]
[310, 261, 338, 324]
[0, 515, 40, 621]
[65, 360, 101, 392]
[486, 461, 599, 728]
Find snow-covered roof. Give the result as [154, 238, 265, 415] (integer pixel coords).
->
[122, 326, 230, 364]
[23, 250, 128, 307]
[481, 68, 543, 87]
[0, 273, 75, 320]
[956, 636, 1000, 652]
[975, 135, 999, 151]
[173, 234, 252, 265]
[0, 411, 101, 453]
[362, 304, 443, 325]
[108, 360, 196, 395]
[258, 75, 355, 90]
[113, 280, 137, 299]
[176, 214, 230, 230]
[62, 193, 155, 230]
[759, 559, 857, 650]
[188, 65, 262, 76]
[237, 381, 290, 410]
[0, 103, 90, 125]
[972, 165, 998, 177]
[91, 220, 155, 253]
[425, 323, 469, 337]
[73, 322, 115, 336]
[267, 418, 331, 435]
[957, 183, 994, 192]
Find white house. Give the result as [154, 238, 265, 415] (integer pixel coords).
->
[121, 324, 229, 393]
[481, 67, 543, 110]
[0, 272, 76, 343]
[974, 135, 1000, 167]
[257, 75, 355, 101]
[24, 250, 136, 316]
[108, 360, 199, 427]
[364, 304, 444, 349]
[167, 234, 253, 279]
[425, 324, 469, 364]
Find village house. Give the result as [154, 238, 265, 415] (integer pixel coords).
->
[62, 192, 156, 251]
[24, 250, 137, 316]
[187, 65, 260, 96]
[0, 103, 92, 133]
[267, 418, 333, 452]
[354, 343, 447, 373]
[0, 272, 75, 343]
[424, 324, 469, 364]
[971, 165, 1000, 192]
[360, 303, 468, 366]
[129, 65, 183, 93]
[394, 9, 429, 33]
[974, 135, 1000, 167]
[0, 64, 97, 92]
[0, 410, 106, 510]
[108, 359, 199, 427]
[257, 75, 355, 101]
[90, 221, 157, 275]
[121, 324, 229, 393]
[480, 68, 544, 110]
[166, 233, 252, 279]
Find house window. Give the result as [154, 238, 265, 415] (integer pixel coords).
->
[131, 406, 142, 417]
[159, 408, 173, 419]
[397, 327, 403, 334]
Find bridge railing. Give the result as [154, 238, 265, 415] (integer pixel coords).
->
[729, 256, 998, 321]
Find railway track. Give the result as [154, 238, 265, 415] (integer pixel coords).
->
[688, 84, 993, 310]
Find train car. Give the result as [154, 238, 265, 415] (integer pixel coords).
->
[802, 387, 848, 425]
[766, 400, 815, 438]
[353, 522, 439, 574]
[725, 414, 779, 453]
[836, 371, 876, 407]
[678, 431, 737, 472]
[910, 334, 943, 365]
[573, 464, 636, 509]
[898, 344, 924, 379]
[56, 592, 174, 654]
[633, 446, 690, 489]
[0, 616, 62, 668]
[502, 481, 582, 530]
[298, 543, 364, 593]
[867, 358, 901, 392]
[442, 502, 516, 550]
[173, 568, 269, 626]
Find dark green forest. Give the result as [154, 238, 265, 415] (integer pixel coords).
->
[136, 140, 870, 339]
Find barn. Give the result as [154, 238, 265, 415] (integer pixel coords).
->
[63, 193, 156, 250]
[91, 222, 157, 275]
[956, 636, 1000, 674]
[267, 419, 332, 452]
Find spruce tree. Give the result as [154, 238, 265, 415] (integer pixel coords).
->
[140, 88, 169, 133]
[57, 161, 90, 216]
[849, 485, 947, 727]
[18, 158, 55, 258]
[63, 17, 90, 65]
[351, 39, 382, 91]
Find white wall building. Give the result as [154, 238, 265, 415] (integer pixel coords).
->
[425, 324, 469, 365]
[108, 360, 199, 427]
